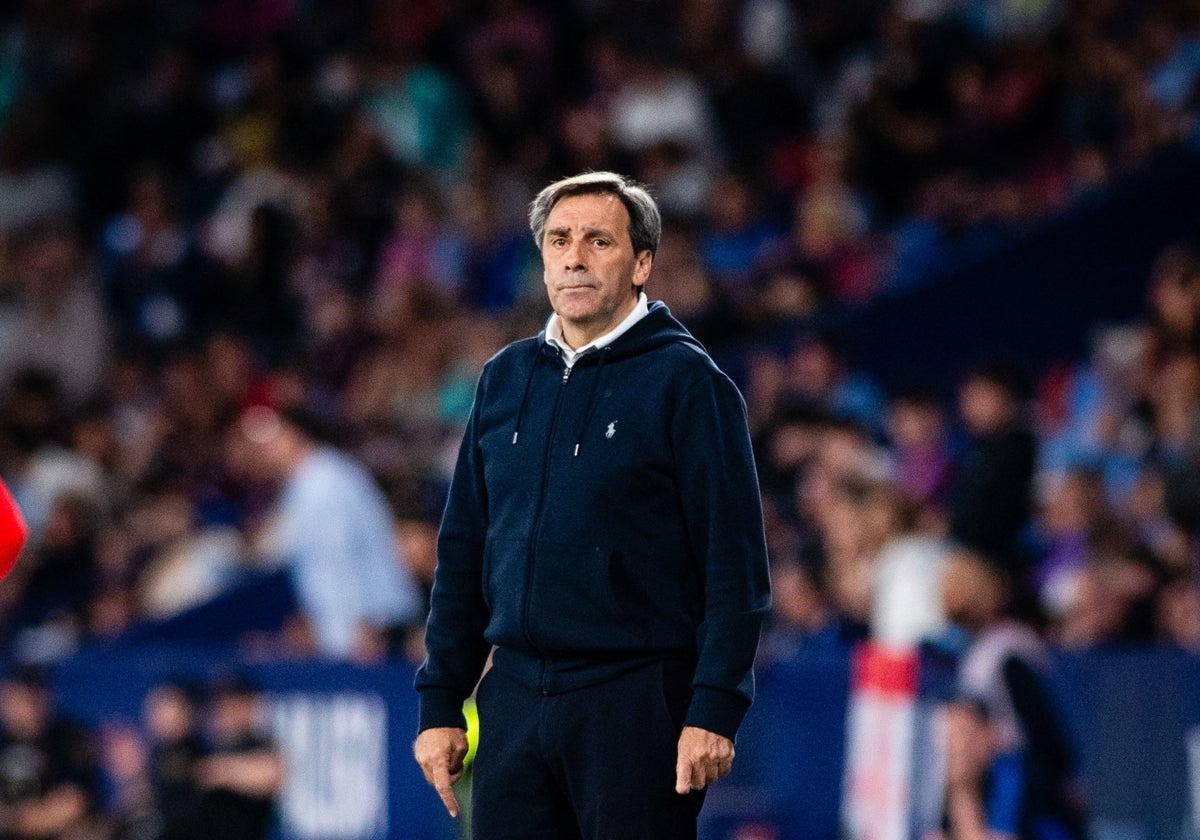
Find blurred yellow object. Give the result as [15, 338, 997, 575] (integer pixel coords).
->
[463, 698, 479, 768]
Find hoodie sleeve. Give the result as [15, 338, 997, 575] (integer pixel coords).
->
[671, 370, 771, 741]
[414, 374, 494, 732]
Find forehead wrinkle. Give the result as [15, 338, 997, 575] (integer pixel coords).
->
[545, 224, 620, 239]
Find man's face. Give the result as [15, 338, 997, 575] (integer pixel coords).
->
[211, 693, 258, 739]
[542, 192, 652, 346]
[958, 379, 1013, 435]
[941, 550, 1002, 630]
[229, 406, 288, 482]
[144, 686, 195, 742]
[0, 683, 48, 740]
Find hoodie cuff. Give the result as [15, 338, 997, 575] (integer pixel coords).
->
[417, 687, 468, 733]
[683, 686, 750, 742]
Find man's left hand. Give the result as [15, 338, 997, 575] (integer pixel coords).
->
[674, 726, 734, 794]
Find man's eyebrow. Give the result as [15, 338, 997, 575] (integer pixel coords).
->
[545, 225, 618, 239]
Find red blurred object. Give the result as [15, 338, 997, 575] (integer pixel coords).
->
[0, 479, 26, 582]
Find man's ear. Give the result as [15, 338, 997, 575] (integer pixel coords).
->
[633, 250, 653, 288]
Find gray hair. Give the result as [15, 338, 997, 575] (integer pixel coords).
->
[528, 171, 662, 256]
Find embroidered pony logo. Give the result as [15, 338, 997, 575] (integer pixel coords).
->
[605, 421, 617, 439]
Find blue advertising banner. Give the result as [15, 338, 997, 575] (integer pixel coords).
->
[55, 648, 460, 840]
[49, 636, 1200, 840]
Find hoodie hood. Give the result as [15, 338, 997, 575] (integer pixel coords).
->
[537, 300, 707, 361]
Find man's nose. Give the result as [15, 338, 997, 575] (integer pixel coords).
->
[563, 240, 586, 271]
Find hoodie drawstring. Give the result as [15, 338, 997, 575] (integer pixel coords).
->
[512, 349, 542, 445]
[574, 347, 610, 456]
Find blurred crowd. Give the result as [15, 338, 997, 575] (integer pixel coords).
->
[0, 0, 1198, 666]
[0, 665, 281, 840]
[0, 0, 1200, 835]
[756, 235, 1200, 664]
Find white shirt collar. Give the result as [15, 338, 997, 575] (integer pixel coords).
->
[544, 291, 650, 368]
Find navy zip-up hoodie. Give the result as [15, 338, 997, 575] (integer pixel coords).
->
[416, 302, 771, 741]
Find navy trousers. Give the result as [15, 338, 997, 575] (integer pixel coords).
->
[471, 658, 706, 840]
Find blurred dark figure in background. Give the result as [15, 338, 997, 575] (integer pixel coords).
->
[933, 549, 1082, 840]
[950, 363, 1038, 564]
[143, 679, 206, 840]
[99, 720, 156, 840]
[0, 667, 98, 840]
[194, 675, 281, 840]
[885, 386, 954, 528]
[758, 546, 860, 668]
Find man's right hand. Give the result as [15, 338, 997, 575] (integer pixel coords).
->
[413, 727, 469, 818]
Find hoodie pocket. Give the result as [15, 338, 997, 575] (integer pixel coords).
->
[527, 541, 649, 654]
[482, 538, 530, 645]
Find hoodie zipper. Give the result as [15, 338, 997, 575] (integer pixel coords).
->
[521, 357, 573, 678]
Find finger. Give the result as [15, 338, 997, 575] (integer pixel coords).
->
[431, 762, 461, 818]
[675, 755, 692, 795]
[690, 760, 707, 791]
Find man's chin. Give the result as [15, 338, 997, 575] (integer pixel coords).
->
[556, 304, 599, 324]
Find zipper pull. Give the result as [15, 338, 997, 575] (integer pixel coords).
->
[562, 365, 572, 384]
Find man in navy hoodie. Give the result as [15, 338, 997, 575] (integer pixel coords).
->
[413, 171, 771, 839]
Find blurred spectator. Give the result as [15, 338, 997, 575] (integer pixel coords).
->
[98, 167, 211, 355]
[1, 372, 86, 533]
[1158, 573, 1200, 652]
[758, 549, 858, 666]
[343, 285, 456, 431]
[450, 180, 539, 312]
[232, 405, 422, 661]
[0, 107, 75, 235]
[140, 679, 206, 840]
[372, 183, 465, 304]
[608, 49, 719, 217]
[0, 667, 99, 840]
[1031, 466, 1110, 620]
[885, 386, 954, 526]
[100, 721, 156, 840]
[819, 476, 906, 631]
[1145, 244, 1200, 354]
[1037, 322, 1155, 500]
[651, 227, 746, 351]
[389, 471, 448, 665]
[5, 494, 99, 664]
[194, 674, 281, 840]
[0, 224, 110, 408]
[755, 397, 829, 531]
[1054, 538, 1167, 649]
[949, 361, 1038, 564]
[935, 548, 1083, 840]
[700, 172, 785, 288]
[798, 415, 885, 544]
[361, 54, 472, 175]
[213, 203, 304, 367]
[780, 332, 887, 434]
[768, 138, 875, 303]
